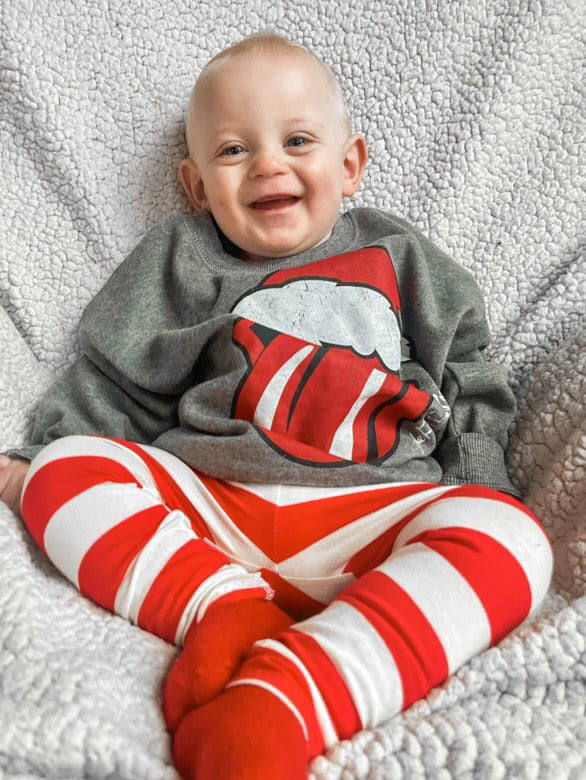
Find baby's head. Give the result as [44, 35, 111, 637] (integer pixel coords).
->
[180, 33, 368, 262]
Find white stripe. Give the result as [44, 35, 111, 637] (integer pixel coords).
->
[280, 573, 356, 604]
[250, 638, 339, 748]
[278, 486, 451, 578]
[377, 543, 492, 673]
[25, 434, 159, 495]
[174, 565, 273, 645]
[43, 483, 161, 588]
[296, 601, 404, 728]
[114, 509, 195, 623]
[229, 480, 423, 506]
[329, 368, 387, 459]
[393, 496, 553, 613]
[226, 678, 309, 741]
[253, 345, 314, 429]
[136, 444, 274, 569]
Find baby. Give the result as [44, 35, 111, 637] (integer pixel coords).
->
[1, 33, 552, 780]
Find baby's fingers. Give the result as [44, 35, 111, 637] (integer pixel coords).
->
[0, 459, 29, 516]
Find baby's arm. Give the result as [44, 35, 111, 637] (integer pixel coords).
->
[0, 456, 29, 517]
[391, 218, 519, 496]
[7, 217, 209, 463]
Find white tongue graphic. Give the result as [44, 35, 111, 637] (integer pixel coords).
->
[232, 279, 401, 372]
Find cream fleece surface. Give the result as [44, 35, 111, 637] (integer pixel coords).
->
[0, 0, 584, 777]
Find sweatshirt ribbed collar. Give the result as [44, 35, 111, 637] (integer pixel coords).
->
[189, 210, 357, 273]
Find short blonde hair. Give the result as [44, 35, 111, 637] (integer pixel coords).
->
[185, 33, 351, 157]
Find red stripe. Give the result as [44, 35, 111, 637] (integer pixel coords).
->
[199, 479, 434, 564]
[195, 478, 278, 560]
[285, 351, 374, 455]
[275, 483, 434, 564]
[349, 373, 403, 462]
[232, 318, 267, 366]
[279, 628, 363, 741]
[78, 504, 168, 610]
[343, 484, 443, 576]
[343, 485, 539, 577]
[137, 539, 233, 643]
[112, 440, 214, 542]
[232, 644, 324, 758]
[262, 428, 345, 465]
[232, 330, 312, 422]
[370, 382, 432, 461]
[260, 568, 326, 621]
[412, 528, 532, 644]
[271, 349, 320, 434]
[339, 570, 449, 710]
[21, 455, 140, 553]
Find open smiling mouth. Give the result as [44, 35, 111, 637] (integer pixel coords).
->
[249, 196, 301, 211]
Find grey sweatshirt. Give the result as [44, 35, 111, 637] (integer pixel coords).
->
[9, 208, 519, 496]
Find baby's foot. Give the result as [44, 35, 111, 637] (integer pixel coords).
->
[163, 598, 293, 731]
[172, 684, 307, 780]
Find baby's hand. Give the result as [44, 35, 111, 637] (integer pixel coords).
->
[0, 455, 30, 517]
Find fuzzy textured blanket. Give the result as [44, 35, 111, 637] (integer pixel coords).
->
[1, 0, 584, 777]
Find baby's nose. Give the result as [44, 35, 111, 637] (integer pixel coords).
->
[249, 148, 288, 177]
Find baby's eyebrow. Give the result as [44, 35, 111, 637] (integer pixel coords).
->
[205, 130, 243, 154]
[284, 115, 329, 129]
[212, 124, 243, 136]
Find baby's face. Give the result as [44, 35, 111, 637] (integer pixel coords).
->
[182, 51, 366, 261]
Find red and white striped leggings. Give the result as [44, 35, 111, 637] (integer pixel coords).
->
[20, 435, 552, 752]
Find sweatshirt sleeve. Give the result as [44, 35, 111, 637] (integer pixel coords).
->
[6, 215, 213, 462]
[6, 352, 181, 462]
[432, 266, 519, 497]
[435, 342, 519, 497]
[387, 218, 520, 497]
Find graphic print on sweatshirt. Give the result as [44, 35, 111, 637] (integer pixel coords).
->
[231, 247, 438, 466]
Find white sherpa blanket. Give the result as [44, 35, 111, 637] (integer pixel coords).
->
[1, 1, 584, 777]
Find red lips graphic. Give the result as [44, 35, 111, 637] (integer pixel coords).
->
[231, 248, 433, 466]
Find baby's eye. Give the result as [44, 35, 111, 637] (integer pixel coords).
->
[221, 145, 245, 156]
[286, 136, 308, 148]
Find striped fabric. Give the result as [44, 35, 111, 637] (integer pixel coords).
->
[21, 436, 272, 644]
[228, 489, 552, 752]
[20, 434, 552, 747]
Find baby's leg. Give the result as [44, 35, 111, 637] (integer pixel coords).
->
[173, 485, 553, 779]
[20, 435, 292, 727]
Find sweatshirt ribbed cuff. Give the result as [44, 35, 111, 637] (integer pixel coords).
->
[436, 433, 521, 498]
[1, 445, 40, 462]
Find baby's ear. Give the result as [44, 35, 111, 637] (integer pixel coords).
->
[342, 133, 368, 197]
[179, 158, 208, 211]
